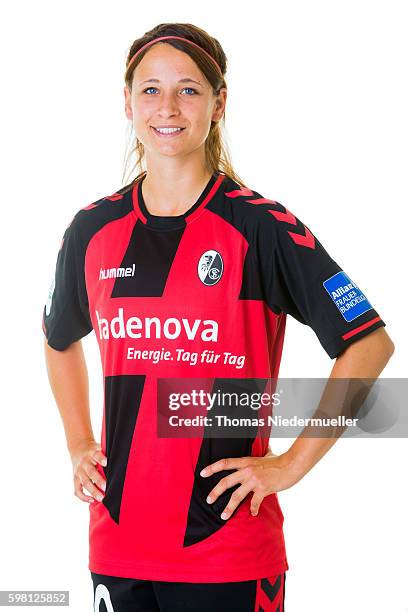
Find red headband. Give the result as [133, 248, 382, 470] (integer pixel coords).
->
[127, 35, 223, 76]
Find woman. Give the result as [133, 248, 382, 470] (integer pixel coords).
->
[42, 22, 394, 612]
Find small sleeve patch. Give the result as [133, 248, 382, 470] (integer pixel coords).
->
[323, 271, 373, 322]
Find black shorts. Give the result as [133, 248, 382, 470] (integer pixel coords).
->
[91, 571, 286, 611]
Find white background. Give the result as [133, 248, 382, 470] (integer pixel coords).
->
[0, 1, 407, 610]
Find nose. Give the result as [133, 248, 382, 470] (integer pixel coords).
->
[157, 91, 181, 117]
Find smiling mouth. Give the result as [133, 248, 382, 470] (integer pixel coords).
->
[151, 126, 186, 137]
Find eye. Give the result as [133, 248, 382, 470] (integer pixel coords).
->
[142, 87, 198, 95]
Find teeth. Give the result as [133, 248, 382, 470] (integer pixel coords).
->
[154, 127, 183, 134]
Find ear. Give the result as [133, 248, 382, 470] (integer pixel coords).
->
[212, 87, 227, 122]
[124, 86, 133, 121]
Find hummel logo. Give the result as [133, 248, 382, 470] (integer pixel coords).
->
[99, 263, 135, 280]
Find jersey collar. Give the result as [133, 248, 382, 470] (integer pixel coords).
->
[132, 172, 225, 230]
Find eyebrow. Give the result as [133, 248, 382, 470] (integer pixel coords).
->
[138, 78, 203, 86]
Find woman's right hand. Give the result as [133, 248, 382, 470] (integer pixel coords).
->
[70, 440, 107, 503]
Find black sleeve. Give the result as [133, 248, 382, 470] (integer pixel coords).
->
[255, 203, 386, 358]
[42, 213, 93, 351]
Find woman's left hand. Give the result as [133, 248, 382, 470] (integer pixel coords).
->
[200, 449, 304, 519]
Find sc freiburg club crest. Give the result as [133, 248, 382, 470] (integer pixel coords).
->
[198, 250, 223, 286]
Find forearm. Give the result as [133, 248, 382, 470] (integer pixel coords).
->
[285, 328, 395, 477]
[43, 338, 95, 454]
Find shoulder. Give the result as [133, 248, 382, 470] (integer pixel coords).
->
[219, 176, 321, 254]
[64, 183, 135, 245]
[219, 176, 302, 240]
[221, 176, 292, 226]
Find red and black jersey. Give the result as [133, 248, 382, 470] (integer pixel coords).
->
[42, 171, 385, 582]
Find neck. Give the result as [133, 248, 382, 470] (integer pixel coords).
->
[141, 157, 213, 216]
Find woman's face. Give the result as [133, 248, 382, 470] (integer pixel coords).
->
[124, 43, 227, 162]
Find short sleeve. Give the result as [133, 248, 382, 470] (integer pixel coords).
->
[255, 203, 386, 358]
[42, 213, 93, 351]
